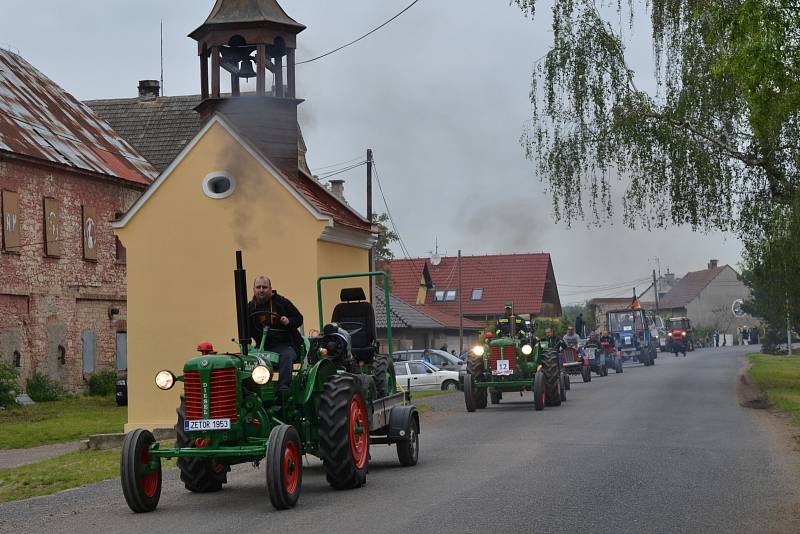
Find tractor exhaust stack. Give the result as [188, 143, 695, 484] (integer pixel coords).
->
[234, 250, 249, 355]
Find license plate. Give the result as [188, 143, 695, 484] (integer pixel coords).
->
[585, 350, 595, 359]
[184, 418, 231, 431]
[494, 359, 511, 375]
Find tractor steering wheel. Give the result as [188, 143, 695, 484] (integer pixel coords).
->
[335, 321, 364, 337]
[248, 310, 290, 333]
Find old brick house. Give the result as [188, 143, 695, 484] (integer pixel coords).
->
[0, 50, 156, 391]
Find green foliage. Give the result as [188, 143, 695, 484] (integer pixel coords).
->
[25, 371, 63, 403]
[511, 0, 800, 238]
[88, 371, 117, 397]
[0, 362, 20, 407]
[748, 353, 800, 427]
[0, 396, 126, 449]
[371, 212, 399, 289]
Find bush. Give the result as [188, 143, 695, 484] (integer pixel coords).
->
[0, 363, 20, 407]
[88, 371, 117, 396]
[26, 371, 63, 402]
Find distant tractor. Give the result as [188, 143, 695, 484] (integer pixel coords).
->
[464, 332, 563, 412]
[120, 252, 419, 513]
[666, 316, 694, 354]
[607, 308, 657, 366]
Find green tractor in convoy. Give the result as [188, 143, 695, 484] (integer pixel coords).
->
[464, 329, 564, 411]
[121, 252, 419, 512]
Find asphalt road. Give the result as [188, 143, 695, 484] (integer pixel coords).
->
[2, 345, 799, 534]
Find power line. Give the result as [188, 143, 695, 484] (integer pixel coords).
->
[316, 161, 367, 180]
[297, 0, 423, 65]
[310, 155, 365, 172]
[372, 160, 413, 260]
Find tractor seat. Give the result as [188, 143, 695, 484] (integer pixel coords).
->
[331, 287, 378, 363]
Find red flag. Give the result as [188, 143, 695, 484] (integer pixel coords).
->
[631, 297, 641, 310]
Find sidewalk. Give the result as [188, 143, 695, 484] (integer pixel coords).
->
[0, 441, 84, 470]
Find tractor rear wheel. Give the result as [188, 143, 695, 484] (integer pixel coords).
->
[560, 374, 567, 402]
[603, 364, 609, 376]
[533, 370, 545, 411]
[121, 429, 161, 513]
[543, 351, 561, 407]
[467, 360, 487, 409]
[490, 389, 502, 404]
[319, 374, 369, 489]
[175, 397, 228, 493]
[581, 366, 590, 382]
[266, 424, 302, 510]
[371, 354, 395, 398]
[464, 372, 477, 412]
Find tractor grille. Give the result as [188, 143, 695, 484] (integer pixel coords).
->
[562, 347, 580, 364]
[183, 369, 238, 423]
[490, 345, 516, 374]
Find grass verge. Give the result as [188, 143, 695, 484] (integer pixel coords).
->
[748, 353, 800, 426]
[0, 443, 176, 503]
[409, 389, 458, 400]
[0, 396, 126, 449]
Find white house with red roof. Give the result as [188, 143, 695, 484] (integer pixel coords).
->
[384, 253, 561, 326]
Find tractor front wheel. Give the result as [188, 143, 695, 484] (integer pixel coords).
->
[267, 424, 302, 510]
[464, 373, 477, 412]
[175, 397, 228, 493]
[560, 374, 567, 402]
[563, 371, 571, 390]
[490, 389, 502, 404]
[581, 366, 591, 382]
[371, 354, 394, 398]
[121, 429, 161, 513]
[319, 374, 369, 489]
[543, 351, 561, 407]
[533, 370, 545, 411]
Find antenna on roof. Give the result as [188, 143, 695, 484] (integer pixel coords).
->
[429, 237, 441, 266]
[160, 20, 164, 96]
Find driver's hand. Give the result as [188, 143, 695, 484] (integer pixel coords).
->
[280, 316, 290, 326]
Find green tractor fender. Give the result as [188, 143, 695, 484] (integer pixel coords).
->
[301, 358, 338, 405]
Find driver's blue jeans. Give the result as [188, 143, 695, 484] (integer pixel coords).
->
[267, 342, 298, 391]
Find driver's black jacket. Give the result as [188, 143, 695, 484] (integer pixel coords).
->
[248, 291, 303, 347]
[543, 335, 567, 352]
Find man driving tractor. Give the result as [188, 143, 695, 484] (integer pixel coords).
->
[247, 275, 304, 392]
[495, 303, 527, 339]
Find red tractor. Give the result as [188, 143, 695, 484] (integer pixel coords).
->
[562, 346, 591, 383]
[666, 317, 694, 355]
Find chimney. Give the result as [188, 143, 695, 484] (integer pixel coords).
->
[138, 80, 160, 98]
[708, 259, 719, 269]
[664, 272, 676, 284]
[329, 179, 345, 201]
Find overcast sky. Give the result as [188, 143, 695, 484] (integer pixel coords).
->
[0, 0, 742, 304]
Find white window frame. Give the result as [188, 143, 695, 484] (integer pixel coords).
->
[202, 172, 236, 199]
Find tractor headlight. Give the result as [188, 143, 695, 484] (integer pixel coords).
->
[472, 345, 485, 357]
[681, 331, 686, 337]
[667, 332, 673, 337]
[155, 370, 175, 390]
[521, 344, 533, 356]
[251, 365, 272, 385]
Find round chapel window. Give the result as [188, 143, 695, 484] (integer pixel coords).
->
[202, 172, 236, 199]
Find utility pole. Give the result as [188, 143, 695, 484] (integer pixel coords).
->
[653, 269, 660, 315]
[458, 249, 463, 355]
[367, 149, 374, 303]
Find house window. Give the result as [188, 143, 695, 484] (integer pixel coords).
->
[82, 206, 98, 261]
[13, 350, 21, 368]
[57, 345, 66, 365]
[43, 198, 62, 257]
[115, 236, 127, 263]
[471, 288, 484, 300]
[1, 190, 20, 252]
[434, 290, 445, 302]
[82, 331, 96, 373]
[202, 172, 236, 199]
[444, 290, 456, 301]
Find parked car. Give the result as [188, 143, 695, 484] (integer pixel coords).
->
[393, 349, 466, 388]
[394, 360, 461, 391]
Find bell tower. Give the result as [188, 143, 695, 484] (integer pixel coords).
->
[190, 0, 306, 177]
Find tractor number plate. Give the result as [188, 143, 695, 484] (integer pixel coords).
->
[585, 349, 595, 359]
[494, 359, 512, 375]
[184, 418, 231, 432]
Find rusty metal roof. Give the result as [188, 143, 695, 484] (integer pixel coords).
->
[189, 0, 306, 39]
[0, 49, 157, 186]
